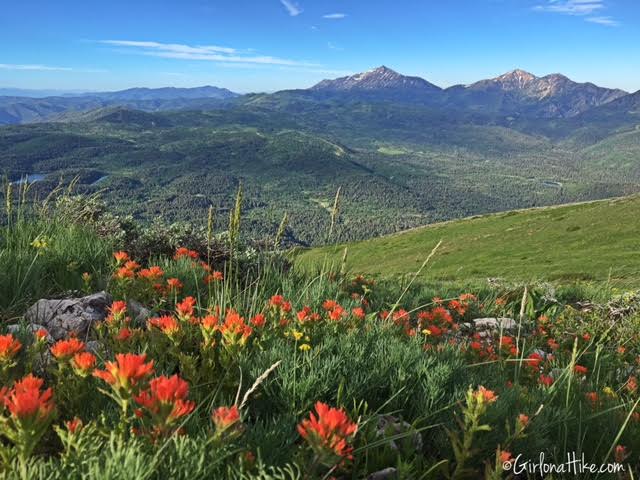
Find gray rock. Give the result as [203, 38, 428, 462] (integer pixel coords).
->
[86, 340, 106, 356]
[127, 299, 151, 326]
[473, 317, 517, 331]
[25, 291, 113, 341]
[6, 323, 54, 343]
[376, 415, 423, 453]
[367, 468, 398, 480]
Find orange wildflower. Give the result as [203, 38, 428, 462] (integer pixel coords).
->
[65, 417, 83, 434]
[539, 374, 554, 387]
[174, 247, 199, 260]
[116, 328, 133, 342]
[499, 450, 512, 463]
[124, 260, 140, 271]
[585, 391, 599, 407]
[3, 374, 55, 423]
[204, 271, 224, 284]
[473, 386, 498, 403]
[71, 352, 96, 376]
[114, 267, 135, 280]
[176, 296, 196, 319]
[352, 307, 366, 320]
[109, 300, 127, 316]
[574, 365, 588, 375]
[139, 266, 164, 280]
[297, 402, 358, 462]
[135, 375, 195, 432]
[148, 316, 180, 337]
[250, 313, 266, 328]
[0, 334, 22, 361]
[113, 251, 130, 264]
[50, 338, 85, 362]
[93, 353, 154, 392]
[212, 405, 241, 432]
[218, 310, 253, 347]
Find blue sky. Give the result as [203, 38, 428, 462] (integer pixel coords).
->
[1, 0, 639, 93]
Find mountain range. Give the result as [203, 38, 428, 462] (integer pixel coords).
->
[2, 66, 640, 245]
[0, 66, 635, 125]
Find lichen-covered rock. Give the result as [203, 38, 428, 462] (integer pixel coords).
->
[25, 291, 112, 341]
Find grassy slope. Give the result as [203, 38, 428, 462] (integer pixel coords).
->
[297, 195, 640, 284]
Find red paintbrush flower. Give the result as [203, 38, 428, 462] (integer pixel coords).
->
[138, 266, 164, 280]
[176, 296, 197, 319]
[0, 333, 22, 361]
[113, 251, 130, 264]
[93, 353, 154, 392]
[212, 405, 241, 432]
[297, 402, 358, 464]
[50, 338, 85, 362]
[174, 247, 199, 260]
[71, 352, 96, 376]
[3, 374, 55, 423]
[135, 375, 195, 432]
[167, 278, 183, 290]
[148, 316, 181, 337]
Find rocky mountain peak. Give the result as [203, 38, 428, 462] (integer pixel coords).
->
[494, 69, 538, 89]
[310, 66, 441, 92]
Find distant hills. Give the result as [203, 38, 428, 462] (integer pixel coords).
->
[88, 85, 238, 102]
[0, 66, 634, 125]
[0, 85, 239, 125]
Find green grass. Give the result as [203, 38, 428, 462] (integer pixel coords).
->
[297, 195, 640, 285]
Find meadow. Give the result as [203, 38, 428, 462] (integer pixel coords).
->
[297, 195, 640, 286]
[0, 187, 639, 479]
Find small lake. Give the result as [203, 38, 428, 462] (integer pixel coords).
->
[90, 175, 109, 186]
[541, 180, 563, 188]
[13, 174, 46, 185]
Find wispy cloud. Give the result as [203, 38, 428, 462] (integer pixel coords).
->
[327, 42, 344, 51]
[280, 0, 302, 16]
[102, 40, 237, 55]
[322, 13, 347, 19]
[0, 63, 73, 71]
[585, 15, 619, 26]
[533, 1, 619, 26]
[533, 0, 604, 15]
[100, 40, 318, 67]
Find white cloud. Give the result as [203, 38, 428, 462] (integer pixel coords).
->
[327, 42, 344, 51]
[102, 40, 237, 55]
[323, 13, 347, 19]
[533, 0, 604, 16]
[585, 15, 619, 26]
[280, 0, 302, 16]
[533, 1, 619, 25]
[101, 40, 318, 67]
[0, 63, 72, 71]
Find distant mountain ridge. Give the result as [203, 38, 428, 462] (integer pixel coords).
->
[93, 85, 238, 101]
[0, 85, 239, 125]
[451, 69, 628, 117]
[0, 67, 633, 124]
